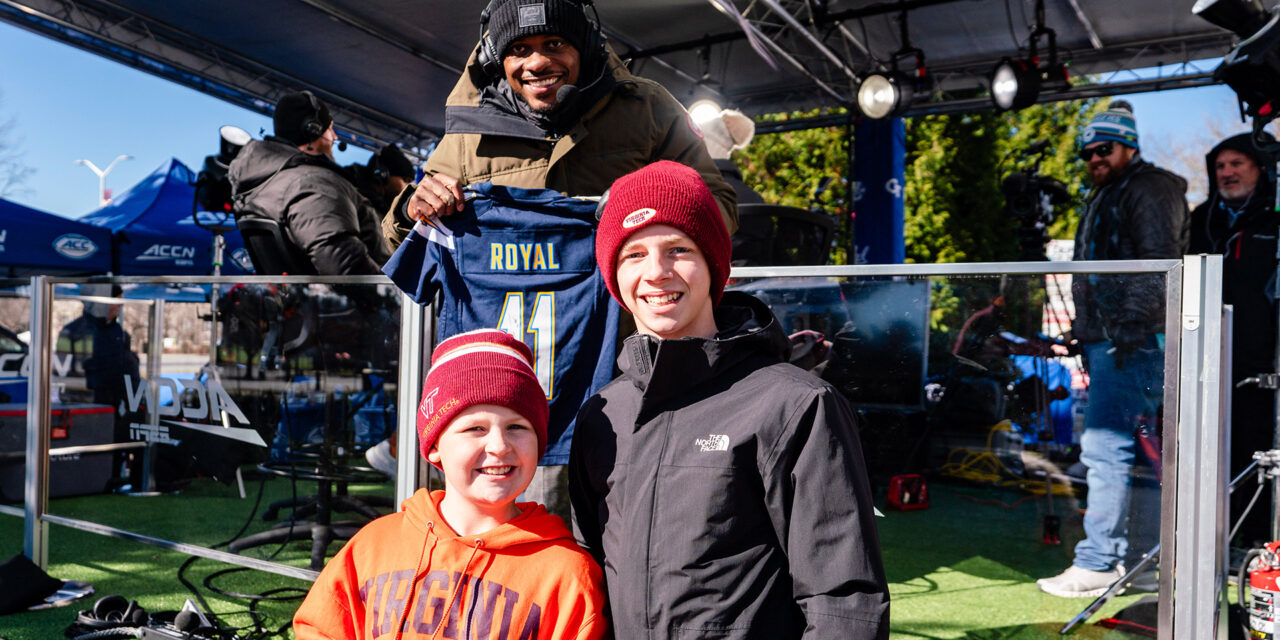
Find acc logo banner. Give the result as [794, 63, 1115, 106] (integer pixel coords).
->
[53, 234, 99, 260]
[138, 244, 197, 266]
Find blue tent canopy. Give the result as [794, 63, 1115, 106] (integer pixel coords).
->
[0, 199, 112, 275]
[81, 159, 254, 276]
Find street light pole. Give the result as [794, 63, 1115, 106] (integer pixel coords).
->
[74, 155, 132, 207]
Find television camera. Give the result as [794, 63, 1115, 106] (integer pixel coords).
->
[1195, 0, 1280, 130]
[999, 140, 1069, 261]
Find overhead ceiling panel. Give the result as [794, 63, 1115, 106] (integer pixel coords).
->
[0, 0, 1241, 142]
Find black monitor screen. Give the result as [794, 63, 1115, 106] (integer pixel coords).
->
[732, 277, 930, 410]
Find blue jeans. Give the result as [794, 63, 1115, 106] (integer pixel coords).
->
[1074, 337, 1165, 571]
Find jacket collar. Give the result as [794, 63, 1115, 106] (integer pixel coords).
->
[443, 47, 631, 140]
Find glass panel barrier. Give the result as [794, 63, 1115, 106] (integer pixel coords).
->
[15, 260, 1224, 638]
[0, 279, 32, 518]
[38, 277, 401, 582]
[726, 263, 1183, 638]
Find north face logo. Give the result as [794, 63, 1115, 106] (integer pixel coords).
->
[695, 434, 729, 452]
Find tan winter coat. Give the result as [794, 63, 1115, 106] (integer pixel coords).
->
[382, 47, 736, 247]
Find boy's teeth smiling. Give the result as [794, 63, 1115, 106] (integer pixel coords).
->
[480, 466, 513, 476]
[644, 292, 681, 305]
[527, 77, 559, 86]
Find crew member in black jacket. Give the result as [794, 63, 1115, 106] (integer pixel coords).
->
[569, 161, 889, 639]
[1190, 131, 1278, 545]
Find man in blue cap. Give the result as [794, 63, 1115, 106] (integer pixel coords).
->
[1039, 100, 1189, 598]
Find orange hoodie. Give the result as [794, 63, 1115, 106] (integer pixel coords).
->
[293, 489, 608, 640]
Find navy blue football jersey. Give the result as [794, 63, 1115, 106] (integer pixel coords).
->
[383, 183, 619, 465]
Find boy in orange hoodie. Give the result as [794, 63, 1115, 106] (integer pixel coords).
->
[293, 329, 609, 640]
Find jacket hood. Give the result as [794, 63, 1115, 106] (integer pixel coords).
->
[443, 45, 631, 139]
[1202, 132, 1277, 202]
[228, 137, 343, 194]
[618, 291, 791, 402]
[402, 489, 576, 550]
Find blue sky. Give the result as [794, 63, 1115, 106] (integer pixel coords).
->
[0, 21, 370, 218]
[0, 19, 1251, 218]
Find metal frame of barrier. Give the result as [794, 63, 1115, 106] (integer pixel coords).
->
[5, 259, 1226, 637]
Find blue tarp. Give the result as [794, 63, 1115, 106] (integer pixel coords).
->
[81, 159, 254, 276]
[0, 198, 112, 275]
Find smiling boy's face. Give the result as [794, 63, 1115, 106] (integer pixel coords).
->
[615, 224, 718, 341]
[428, 404, 539, 523]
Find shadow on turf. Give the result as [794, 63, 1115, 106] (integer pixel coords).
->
[888, 621, 1138, 639]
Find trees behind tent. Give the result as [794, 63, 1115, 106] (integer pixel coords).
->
[733, 99, 1103, 265]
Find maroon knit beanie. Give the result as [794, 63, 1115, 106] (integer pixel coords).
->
[595, 160, 731, 307]
[416, 329, 548, 466]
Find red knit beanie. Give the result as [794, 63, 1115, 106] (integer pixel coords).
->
[595, 160, 731, 306]
[416, 329, 548, 466]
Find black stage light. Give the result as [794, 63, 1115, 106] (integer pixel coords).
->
[991, 57, 1039, 111]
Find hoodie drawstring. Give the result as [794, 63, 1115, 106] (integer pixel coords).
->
[430, 539, 485, 640]
[393, 520, 437, 640]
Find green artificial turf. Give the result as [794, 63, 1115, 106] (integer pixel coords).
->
[0, 472, 1162, 639]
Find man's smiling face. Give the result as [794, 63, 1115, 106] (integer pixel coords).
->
[502, 34, 581, 113]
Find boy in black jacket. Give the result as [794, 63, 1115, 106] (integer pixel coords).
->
[569, 160, 889, 639]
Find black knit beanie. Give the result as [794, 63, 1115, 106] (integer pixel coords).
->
[486, 0, 594, 60]
[273, 91, 332, 146]
[376, 144, 416, 180]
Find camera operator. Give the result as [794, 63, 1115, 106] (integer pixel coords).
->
[345, 144, 417, 214]
[1038, 101, 1189, 598]
[229, 91, 391, 275]
[1189, 132, 1278, 546]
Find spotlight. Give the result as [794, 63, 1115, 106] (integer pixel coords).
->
[856, 10, 928, 120]
[688, 99, 724, 126]
[857, 72, 912, 120]
[990, 58, 1039, 111]
[988, 0, 1070, 112]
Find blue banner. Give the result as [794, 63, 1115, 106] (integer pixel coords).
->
[852, 118, 906, 264]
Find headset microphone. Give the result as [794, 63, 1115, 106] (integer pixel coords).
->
[555, 84, 580, 106]
[337, 140, 348, 152]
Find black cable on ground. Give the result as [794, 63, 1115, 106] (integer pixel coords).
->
[174, 463, 305, 640]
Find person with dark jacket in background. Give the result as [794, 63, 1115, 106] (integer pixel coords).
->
[1038, 101, 1189, 598]
[344, 144, 417, 214]
[570, 161, 889, 639]
[1189, 131, 1278, 546]
[229, 91, 391, 275]
[381, 0, 736, 248]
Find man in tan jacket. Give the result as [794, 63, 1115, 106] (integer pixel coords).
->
[381, 0, 735, 247]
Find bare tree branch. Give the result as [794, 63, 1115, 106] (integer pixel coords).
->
[0, 90, 35, 199]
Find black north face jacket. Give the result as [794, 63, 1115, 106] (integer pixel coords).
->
[569, 292, 889, 640]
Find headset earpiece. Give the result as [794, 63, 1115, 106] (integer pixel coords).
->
[477, 0, 501, 78]
[370, 154, 389, 183]
[301, 92, 326, 140]
[93, 594, 128, 620]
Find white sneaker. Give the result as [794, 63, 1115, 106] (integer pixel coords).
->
[1036, 564, 1125, 598]
[365, 439, 396, 480]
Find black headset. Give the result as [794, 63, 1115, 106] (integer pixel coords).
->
[369, 153, 389, 182]
[300, 91, 328, 141]
[74, 594, 150, 630]
[477, 0, 605, 78]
